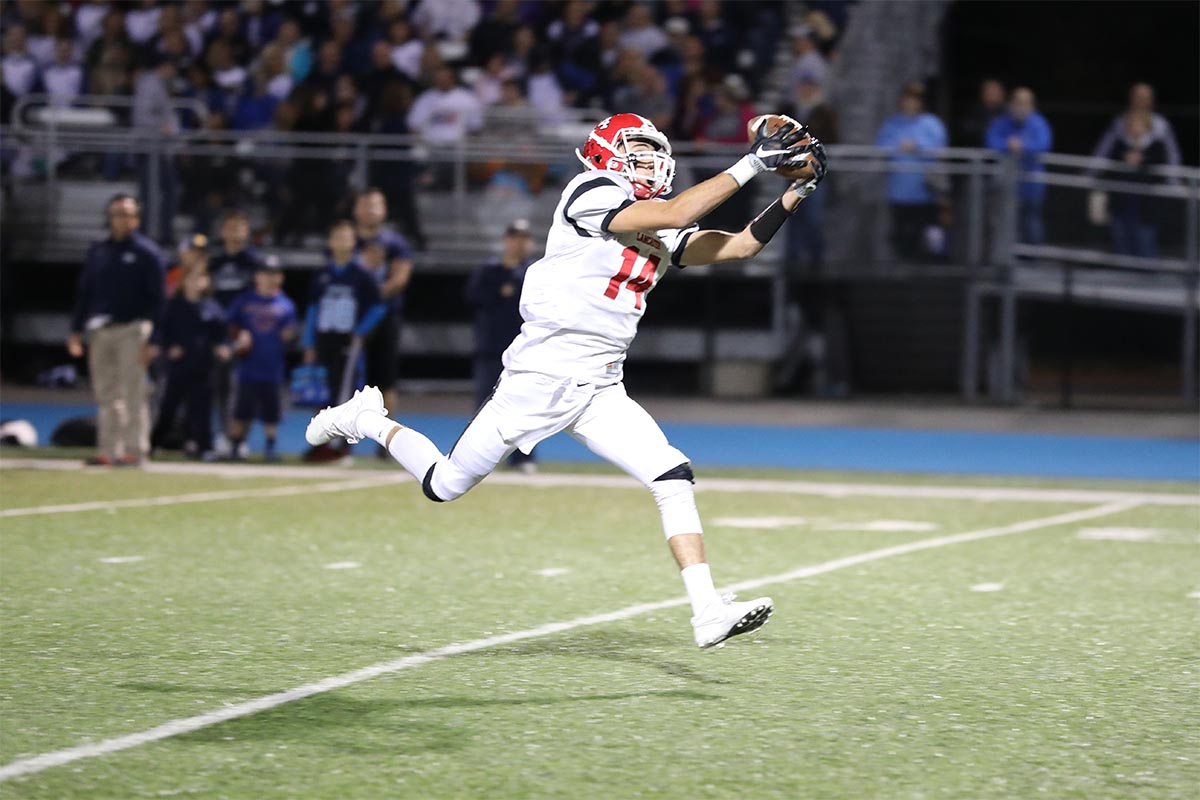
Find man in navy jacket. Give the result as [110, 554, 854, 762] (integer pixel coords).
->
[68, 194, 165, 466]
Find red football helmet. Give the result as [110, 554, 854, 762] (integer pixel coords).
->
[575, 113, 675, 199]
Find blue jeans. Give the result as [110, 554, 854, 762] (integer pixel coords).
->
[1018, 195, 1045, 245]
[1110, 211, 1158, 258]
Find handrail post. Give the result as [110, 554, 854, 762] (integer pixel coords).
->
[147, 135, 162, 243]
[1060, 261, 1074, 408]
[966, 162, 984, 266]
[960, 159, 986, 401]
[1182, 178, 1199, 402]
[770, 263, 786, 361]
[355, 140, 369, 190]
[453, 140, 467, 222]
[997, 155, 1020, 404]
[45, 109, 60, 247]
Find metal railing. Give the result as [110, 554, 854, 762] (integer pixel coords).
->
[3, 102, 1198, 403]
[968, 153, 1200, 405]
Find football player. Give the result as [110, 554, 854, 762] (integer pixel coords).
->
[307, 113, 827, 648]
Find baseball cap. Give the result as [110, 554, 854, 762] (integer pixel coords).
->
[178, 233, 208, 254]
[257, 254, 283, 272]
[723, 74, 750, 100]
[664, 16, 689, 35]
[505, 219, 532, 236]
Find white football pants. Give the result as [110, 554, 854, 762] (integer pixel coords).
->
[428, 371, 691, 501]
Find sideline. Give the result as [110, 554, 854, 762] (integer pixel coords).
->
[2, 457, 1196, 507]
[0, 475, 405, 518]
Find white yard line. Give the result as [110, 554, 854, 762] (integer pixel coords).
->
[2, 457, 1196, 506]
[0, 476, 405, 518]
[0, 500, 1138, 782]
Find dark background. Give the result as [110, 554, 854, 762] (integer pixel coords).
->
[943, 0, 1199, 161]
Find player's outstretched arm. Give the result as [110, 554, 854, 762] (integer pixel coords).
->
[607, 122, 809, 234]
[681, 141, 829, 266]
[679, 188, 803, 264]
[606, 170, 744, 233]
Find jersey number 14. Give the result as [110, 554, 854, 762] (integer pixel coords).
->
[603, 246, 660, 311]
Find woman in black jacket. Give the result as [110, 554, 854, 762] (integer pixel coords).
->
[1104, 113, 1168, 258]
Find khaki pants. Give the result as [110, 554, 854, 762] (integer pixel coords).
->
[87, 321, 152, 459]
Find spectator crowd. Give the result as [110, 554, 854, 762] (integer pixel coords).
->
[1, 0, 846, 246]
[6, 1, 1191, 427]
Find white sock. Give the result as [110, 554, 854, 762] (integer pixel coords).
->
[680, 563, 721, 618]
[356, 410, 444, 480]
[355, 409, 398, 445]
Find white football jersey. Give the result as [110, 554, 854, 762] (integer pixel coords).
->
[502, 170, 698, 384]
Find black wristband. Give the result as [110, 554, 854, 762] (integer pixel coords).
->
[748, 197, 794, 244]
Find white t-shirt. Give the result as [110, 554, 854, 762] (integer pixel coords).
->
[74, 4, 109, 50]
[42, 63, 83, 106]
[2, 53, 38, 97]
[125, 7, 162, 44]
[389, 40, 424, 80]
[412, 0, 481, 41]
[27, 35, 59, 68]
[407, 86, 483, 144]
[528, 71, 565, 124]
[619, 26, 669, 58]
[266, 72, 293, 101]
[502, 170, 698, 384]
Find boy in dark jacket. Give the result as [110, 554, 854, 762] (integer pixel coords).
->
[150, 269, 231, 458]
[301, 220, 386, 455]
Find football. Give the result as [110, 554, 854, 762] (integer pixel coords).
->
[746, 114, 818, 180]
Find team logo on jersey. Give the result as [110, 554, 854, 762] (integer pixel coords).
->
[636, 232, 662, 250]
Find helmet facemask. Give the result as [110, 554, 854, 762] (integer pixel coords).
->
[617, 128, 675, 199]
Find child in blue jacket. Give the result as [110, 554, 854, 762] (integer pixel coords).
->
[227, 258, 297, 461]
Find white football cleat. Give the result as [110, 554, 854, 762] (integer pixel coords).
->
[692, 594, 773, 649]
[305, 386, 387, 446]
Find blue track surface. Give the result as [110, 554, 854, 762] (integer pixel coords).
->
[3, 401, 1197, 482]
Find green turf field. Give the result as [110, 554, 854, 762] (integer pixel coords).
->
[1, 462, 1197, 798]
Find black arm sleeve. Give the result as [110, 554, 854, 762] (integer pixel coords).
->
[748, 198, 794, 245]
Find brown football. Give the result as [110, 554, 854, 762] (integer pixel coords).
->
[746, 114, 816, 180]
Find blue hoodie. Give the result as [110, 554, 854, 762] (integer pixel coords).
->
[987, 111, 1053, 200]
[875, 112, 948, 204]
